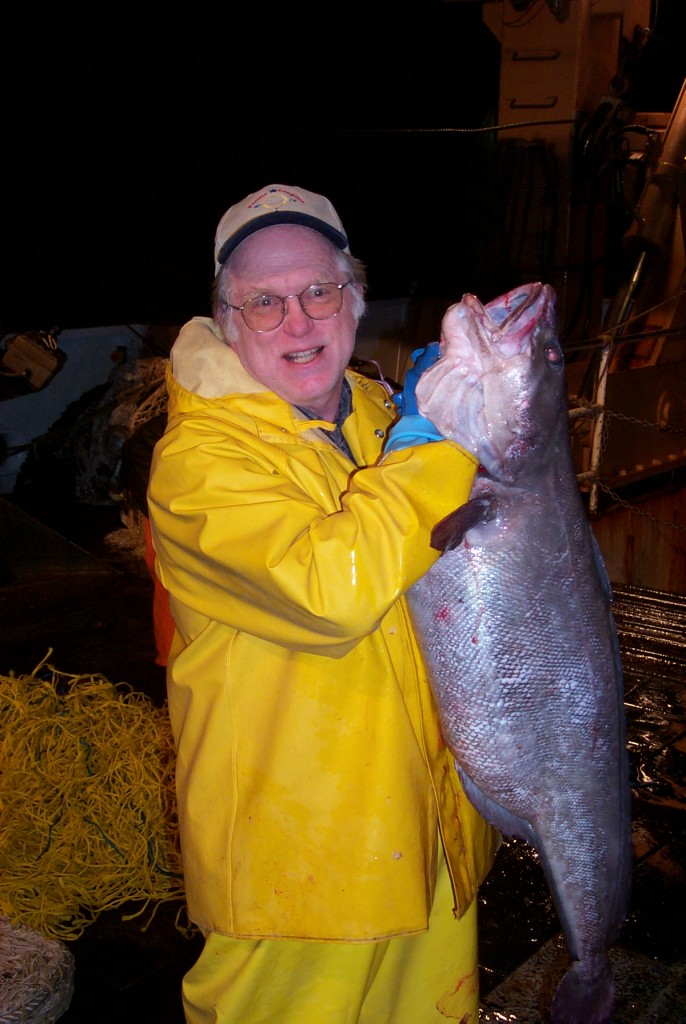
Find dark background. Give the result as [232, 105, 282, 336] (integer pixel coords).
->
[2, 1, 684, 334]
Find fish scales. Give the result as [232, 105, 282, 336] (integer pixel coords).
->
[407, 282, 632, 1024]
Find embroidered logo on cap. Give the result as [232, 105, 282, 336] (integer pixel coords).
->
[247, 188, 306, 211]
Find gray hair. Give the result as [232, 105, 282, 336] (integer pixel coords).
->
[212, 243, 367, 344]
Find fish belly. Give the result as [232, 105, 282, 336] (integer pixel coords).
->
[407, 508, 631, 985]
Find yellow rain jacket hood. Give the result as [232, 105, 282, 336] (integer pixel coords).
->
[148, 317, 498, 941]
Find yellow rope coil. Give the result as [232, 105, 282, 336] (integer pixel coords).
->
[0, 652, 185, 941]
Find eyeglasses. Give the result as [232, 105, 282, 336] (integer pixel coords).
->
[227, 280, 352, 333]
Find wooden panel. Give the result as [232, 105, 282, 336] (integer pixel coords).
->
[592, 486, 686, 593]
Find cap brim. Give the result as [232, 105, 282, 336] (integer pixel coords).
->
[216, 212, 349, 266]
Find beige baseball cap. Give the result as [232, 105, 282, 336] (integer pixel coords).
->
[213, 184, 349, 273]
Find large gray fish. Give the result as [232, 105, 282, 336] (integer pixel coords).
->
[408, 282, 632, 1024]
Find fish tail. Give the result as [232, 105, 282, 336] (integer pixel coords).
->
[550, 958, 615, 1024]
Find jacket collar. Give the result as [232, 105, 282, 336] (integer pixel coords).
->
[170, 317, 266, 399]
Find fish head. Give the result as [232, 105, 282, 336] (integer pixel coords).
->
[415, 282, 566, 481]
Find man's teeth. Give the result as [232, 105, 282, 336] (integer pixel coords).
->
[285, 348, 322, 363]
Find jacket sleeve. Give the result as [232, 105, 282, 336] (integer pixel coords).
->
[148, 412, 477, 656]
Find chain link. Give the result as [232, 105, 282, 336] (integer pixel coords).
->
[571, 397, 686, 437]
[592, 478, 686, 533]
[570, 400, 686, 533]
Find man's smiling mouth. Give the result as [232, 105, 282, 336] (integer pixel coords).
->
[285, 347, 324, 364]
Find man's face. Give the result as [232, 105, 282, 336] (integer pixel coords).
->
[223, 225, 361, 422]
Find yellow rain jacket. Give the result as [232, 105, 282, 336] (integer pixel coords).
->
[148, 317, 498, 942]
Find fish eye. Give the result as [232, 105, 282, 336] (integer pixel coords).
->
[544, 343, 563, 366]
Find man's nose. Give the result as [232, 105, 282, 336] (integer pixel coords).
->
[282, 295, 314, 336]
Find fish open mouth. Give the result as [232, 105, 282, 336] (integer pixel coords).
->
[475, 282, 554, 360]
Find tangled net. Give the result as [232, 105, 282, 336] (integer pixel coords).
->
[0, 914, 74, 1023]
[0, 653, 184, 942]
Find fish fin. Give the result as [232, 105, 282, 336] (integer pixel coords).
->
[455, 764, 537, 846]
[591, 532, 633, 941]
[431, 494, 499, 552]
[550, 957, 615, 1024]
[590, 531, 613, 603]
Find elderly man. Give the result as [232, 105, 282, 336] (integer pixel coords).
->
[148, 184, 497, 1023]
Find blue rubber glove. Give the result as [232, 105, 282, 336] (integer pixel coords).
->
[393, 342, 441, 416]
[385, 343, 442, 454]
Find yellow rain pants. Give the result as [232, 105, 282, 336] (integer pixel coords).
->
[182, 845, 480, 1024]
